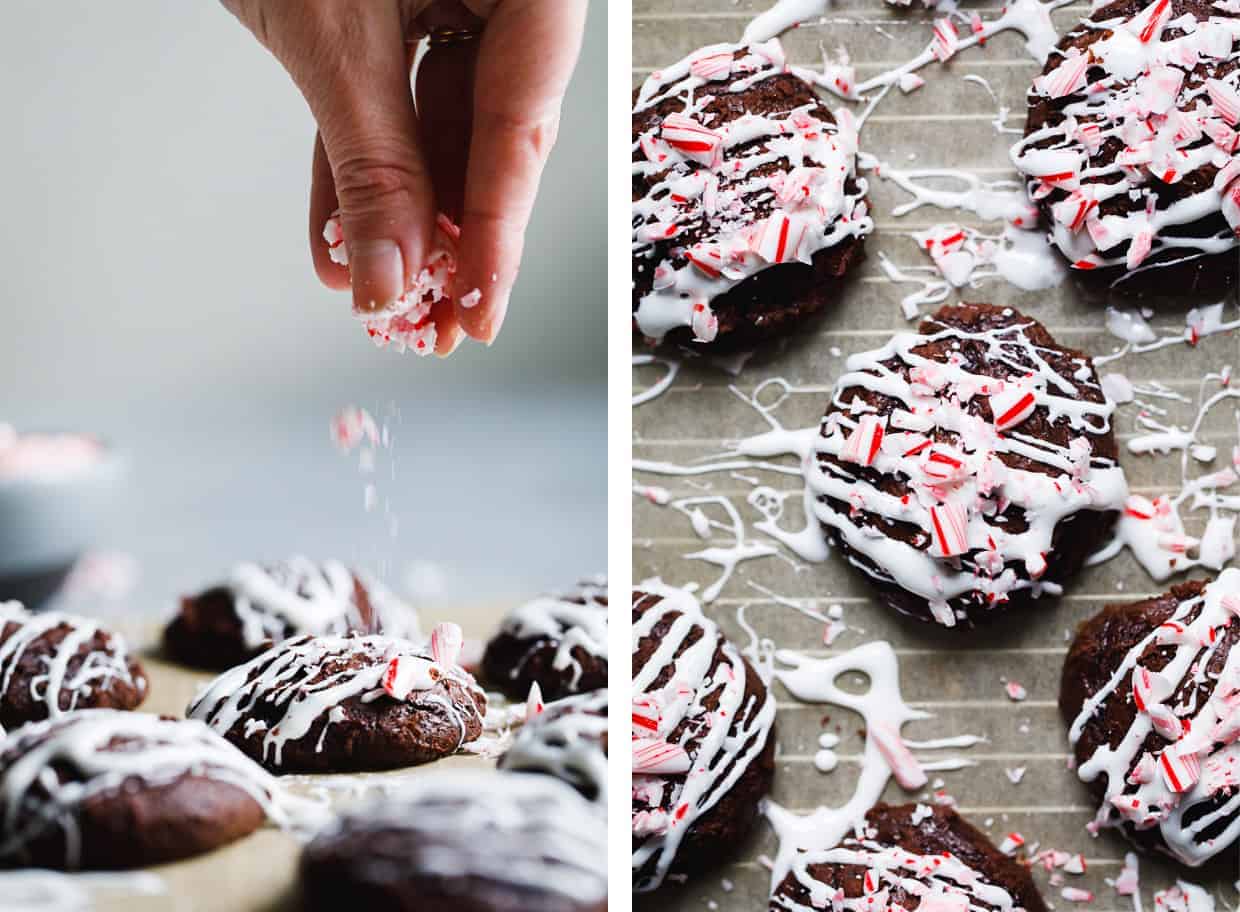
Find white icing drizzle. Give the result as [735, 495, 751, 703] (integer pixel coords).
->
[187, 634, 483, 768]
[217, 557, 419, 651]
[310, 770, 606, 903]
[1069, 567, 1240, 866]
[773, 816, 1026, 912]
[0, 710, 318, 869]
[632, 580, 777, 892]
[808, 309, 1127, 623]
[632, 38, 872, 343]
[499, 689, 608, 803]
[499, 578, 608, 691]
[0, 602, 144, 720]
[1010, 2, 1240, 280]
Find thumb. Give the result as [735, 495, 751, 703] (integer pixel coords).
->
[278, 6, 435, 313]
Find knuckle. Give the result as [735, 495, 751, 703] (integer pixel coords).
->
[331, 154, 422, 211]
[484, 107, 563, 164]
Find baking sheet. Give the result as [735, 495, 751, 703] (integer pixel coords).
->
[47, 601, 514, 912]
[633, 1, 1240, 909]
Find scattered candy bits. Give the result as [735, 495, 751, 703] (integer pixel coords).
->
[323, 211, 463, 356]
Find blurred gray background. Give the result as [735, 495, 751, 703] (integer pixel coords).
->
[0, 2, 606, 613]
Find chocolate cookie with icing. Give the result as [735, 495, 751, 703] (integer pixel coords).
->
[499, 689, 607, 803]
[770, 803, 1048, 912]
[0, 710, 293, 870]
[632, 583, 776, 892]
[481, 578, 607, 701]
[632, 38, 871, 351]
[163, 557, 419, 670]
[0, 602, 147, 731]
[1015, 0, 1240, 298]
[299, 771, 607, 912]
[187, 630, 485, 773]
[1062, 568, 1240, 867]
[810, 303, 1125, 629]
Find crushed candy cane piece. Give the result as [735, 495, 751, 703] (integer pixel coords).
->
[633, 737, 692, 775]
[430, 621, 463, 667]
[382, 654, 439, 701]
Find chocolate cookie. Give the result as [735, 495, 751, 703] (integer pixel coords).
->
[299, 771, 607, 912]
[808, 303, 1125, 628]
[771, 803, 1048, 912]
[499, 689, 608, 803]
[0, 710, 288, 870]
[163, 557, 420, 670]
[632, 583, 776, 891]
[0, 602, 147, 732]
[632, 38, 871, 350]
[481, 578, 607, 702]
[1061, 568, 1240, 867]
[1014, 0, 1240, 298]
[187, 630, 486, 773]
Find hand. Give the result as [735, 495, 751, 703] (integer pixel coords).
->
[222, 0, 588, 354]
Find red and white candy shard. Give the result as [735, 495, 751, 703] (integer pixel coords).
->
[871, 721, 928, 789]
[382, 654, 439, 701]
[430, 621, 463, 667]
[632, 38, 871, 343]
[330, 407, 379, 451]
[633, 737, 692, 775]
[989, 383, 1037, 432]
[525, 681, 545, 722]
[459, 288, 482, 310]
[1012, 3, 1240, 276]
[841, 415, 885, 467]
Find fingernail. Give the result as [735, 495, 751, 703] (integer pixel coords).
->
[482, 293, 510, 346]
[348, 239, 405, 313]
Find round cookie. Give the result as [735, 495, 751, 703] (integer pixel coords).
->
[632, 38, 871, 350]
[187, 632, 486, 773]
[771, 803, 1048, 912]
[499, 689, 608, 803]
[0, 710, 287, 870]
[808, 303, 1125, 628]
[299, 771, 607, 912]
[1014, 0, 1240, 297]
[1061, 567, 1240, 867]
[632, 582, 776, 892]
[0, 602, 147, 732]
[163, 557, 419, 670]
[480, 578, 607, 702]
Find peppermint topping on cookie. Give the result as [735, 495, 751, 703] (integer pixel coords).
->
[809, 307, 1127, 625]
[1070, 568, 1240, 865]
[632, 39, 872, 343]
[632, 582, 776, 892]
[187, 633, 483, 766]
[1012, 1, 1240, 281]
